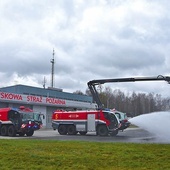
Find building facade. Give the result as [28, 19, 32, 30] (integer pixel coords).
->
[0, 85, 96, 128]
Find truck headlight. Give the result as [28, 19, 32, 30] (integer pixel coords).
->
[21, 124, 26, 128]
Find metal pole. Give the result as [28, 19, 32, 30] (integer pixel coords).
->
[51, 49, 55, 88]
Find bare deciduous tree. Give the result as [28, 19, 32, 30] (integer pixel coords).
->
[86, 86, 170, 116]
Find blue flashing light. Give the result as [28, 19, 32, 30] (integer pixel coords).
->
[34, 125, 38, 129]
[11, 107, 19, 111]
[104, 108, 111, 111]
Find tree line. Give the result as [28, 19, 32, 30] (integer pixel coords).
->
[74, 86, 170, 117]
[98, 87, 170, 117]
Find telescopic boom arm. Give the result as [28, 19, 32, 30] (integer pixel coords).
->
[87, 75, 170, 109]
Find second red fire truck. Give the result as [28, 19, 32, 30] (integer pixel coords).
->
[0, 106, 44, 137]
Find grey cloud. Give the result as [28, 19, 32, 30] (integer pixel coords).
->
[0, 0, 170, 95]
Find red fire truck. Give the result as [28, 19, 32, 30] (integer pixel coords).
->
[0, 106, 44, 137]
[52, 109, 120, 136]
[87, 75, 170, 131]
[52, 75, 170, 137]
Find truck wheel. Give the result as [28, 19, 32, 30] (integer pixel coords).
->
[79, 131, 87, 135]
[1, 126, 8, 136]
[67, 125, 77, 135]
[97, 125, 109, 136]
[58, 125, 67, 135]
[8, 125, 16, 137]
[110, 129, 118, 136]
[26, 130, 34, 136]
[19, 132, 25, 136]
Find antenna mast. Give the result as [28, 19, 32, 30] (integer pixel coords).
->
[51, 49, 55, 88]
[43, 76, 47, 89]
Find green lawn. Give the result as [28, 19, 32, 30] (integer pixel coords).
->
[0, 139, 169, 170]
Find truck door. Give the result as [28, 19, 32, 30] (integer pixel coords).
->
[103, 111, 118, 129]
[87, 114, 96, 132]
[8, 110, 21, 129]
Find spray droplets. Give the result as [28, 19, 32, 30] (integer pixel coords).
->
[129, 112, 170, 142]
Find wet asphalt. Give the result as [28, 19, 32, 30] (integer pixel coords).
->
[1, 128, 169, 144]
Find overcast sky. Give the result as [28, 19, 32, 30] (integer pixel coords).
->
[0, 0, 170, 97]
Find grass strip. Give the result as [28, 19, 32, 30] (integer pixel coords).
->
[0, 139, 169, 170]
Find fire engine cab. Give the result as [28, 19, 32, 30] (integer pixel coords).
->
[52, 109, 120, 136]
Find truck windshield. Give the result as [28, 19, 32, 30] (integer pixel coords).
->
[115, 112, 127, 121]
[21, 112, 42, 122]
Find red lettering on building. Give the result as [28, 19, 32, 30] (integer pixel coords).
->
[46, 97, 66, 105]
[0, 92, 66, 106]
[0, 92, 23, 101]
[27, 95, 42, 103]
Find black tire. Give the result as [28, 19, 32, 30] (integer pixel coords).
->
[1, 126, 8, 136]
[26, 130, 34, 136]
[67, 125, 77, 135]
[79, 131, 87, 135]
[8, 125, 16, 137]
[58, 125, 67, 135]
[97, 125, 109, 136]
[19, 132, 25, 136]
[110, 129, 118, 136]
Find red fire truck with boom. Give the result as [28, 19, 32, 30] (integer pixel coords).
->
[52, 75, 170, 136]
[0, 106, 44, 137]
[87, 75, 170, 130]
